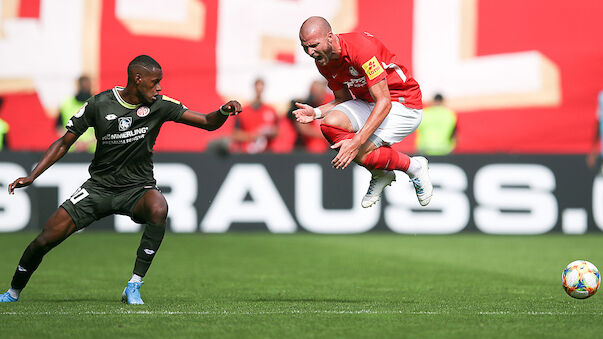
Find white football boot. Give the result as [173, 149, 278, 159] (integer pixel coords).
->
[362, 170, 396, 208]
[409, 156, 433, 206]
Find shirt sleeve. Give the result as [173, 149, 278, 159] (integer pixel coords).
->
[66, 97, 96, 136]
[160, 95, 188, 122]
[349, 36, 387, 88]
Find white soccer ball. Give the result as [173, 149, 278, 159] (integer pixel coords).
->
[561, 260, 600, 299]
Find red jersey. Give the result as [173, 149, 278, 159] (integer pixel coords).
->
[317, 32, 422, 109]
[233, 103, 278, 153]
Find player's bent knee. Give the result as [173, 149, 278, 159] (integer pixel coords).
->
[147, 204, 168, 226]
[321, 110, 351, 130]
[321, 114, 338, 127]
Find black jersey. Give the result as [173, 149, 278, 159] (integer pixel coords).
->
[66, 87, 187, 187]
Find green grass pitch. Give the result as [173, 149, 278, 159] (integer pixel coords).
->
[1, 233, 602, 338]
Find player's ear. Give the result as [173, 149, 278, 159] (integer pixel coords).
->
[135, 73, 142, 84]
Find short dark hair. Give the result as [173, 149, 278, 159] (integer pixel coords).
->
[128, 55, 161, 73]
[434, 93, 444, 103]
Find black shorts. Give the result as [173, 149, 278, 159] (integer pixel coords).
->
[61, 179, 157, 230]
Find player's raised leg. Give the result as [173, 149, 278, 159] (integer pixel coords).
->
[362, 169, 396, 208]
[122, 189, 168, 305]
[320, 109, 432, 207]
[360, 146, 432, 207]
[408, 156, 432, 206]
[1, 208, 77, 302]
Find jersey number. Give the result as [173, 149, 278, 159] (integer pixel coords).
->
[69, 187, 89, 205]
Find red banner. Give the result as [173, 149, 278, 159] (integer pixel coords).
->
[1, 0, 601, 153]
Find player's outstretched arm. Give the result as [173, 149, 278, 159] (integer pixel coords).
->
[292, 102, 318, 124]
[8, 131, 78, 194]
[293, 88, 352, 124]
[177, 100, 242, 131]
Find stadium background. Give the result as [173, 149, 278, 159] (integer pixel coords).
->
[0, 0, 602, 233]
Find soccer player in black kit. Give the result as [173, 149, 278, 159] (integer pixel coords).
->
[1, 55, 242, 304]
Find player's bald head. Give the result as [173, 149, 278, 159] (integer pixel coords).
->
[299, 17, 339, 66]
[299, 16, 332, 39]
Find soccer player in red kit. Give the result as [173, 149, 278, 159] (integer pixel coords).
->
[293, 16, 433, 207]
[231, 78, 279, 153]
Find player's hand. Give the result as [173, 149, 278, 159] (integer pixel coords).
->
[221, 100, 242, 116]
[8, 176, 34, 195]
[292, 102, 316, 124]
[331, 137, 361, 169]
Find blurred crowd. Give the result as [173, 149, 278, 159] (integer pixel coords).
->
[206, 77, 332, 155]
[0, 75, 466, 158]
[0, 76, 335, 155]
[3, 74, 602, 177]
[213, 77, 461, 156]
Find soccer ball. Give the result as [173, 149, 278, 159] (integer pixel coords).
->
[562, 260, 600, 299]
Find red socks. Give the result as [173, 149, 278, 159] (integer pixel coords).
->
[361, 146, 411, 171]
[320, 123, 410, 172]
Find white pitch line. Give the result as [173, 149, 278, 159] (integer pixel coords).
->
[1, 310, 602, 316]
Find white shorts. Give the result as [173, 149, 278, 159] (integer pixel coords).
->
[331, 99, 422, 147]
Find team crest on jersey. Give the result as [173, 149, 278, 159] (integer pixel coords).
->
[349, 67, 359, 77]
[118, 117, 132, 131]
[137, 106, 150, 117]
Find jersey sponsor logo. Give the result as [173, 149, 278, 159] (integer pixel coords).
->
[118, 117, 132, 131]
[74, 102, 87, 118]
[343, 77, 367, 88]
[137, 106, 150, 117]
[349, 66, 359, 77]
[101, 127, 149, 145]
[105, 114, 117, 120]
[161, 95, 180, 104]
[362, 56, 384, 80]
